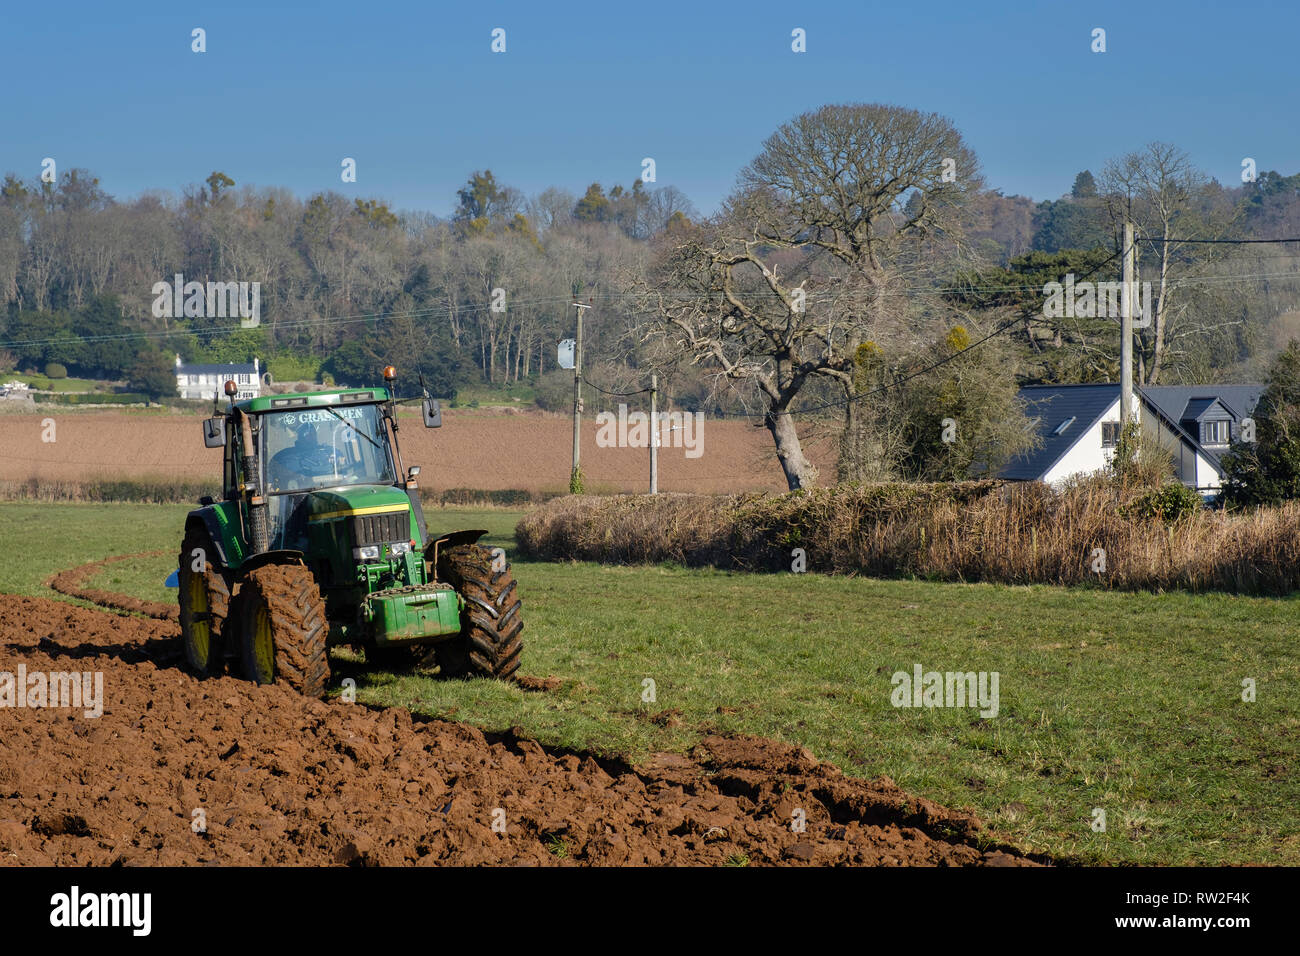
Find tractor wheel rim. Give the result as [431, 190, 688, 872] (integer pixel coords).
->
[252, 604, 274, 681]
[186, 572, 210, 664]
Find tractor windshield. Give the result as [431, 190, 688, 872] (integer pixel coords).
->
[262, 403, 397, 494]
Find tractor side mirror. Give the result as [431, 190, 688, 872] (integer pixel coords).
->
[422, 398, 442, 428]
[202, 416, 226, 448]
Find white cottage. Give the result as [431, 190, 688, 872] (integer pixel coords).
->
[1002, 383, 1263, 496]
[174, 354, 261, 401]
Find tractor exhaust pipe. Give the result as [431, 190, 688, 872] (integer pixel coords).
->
[237, 404, 270, 554]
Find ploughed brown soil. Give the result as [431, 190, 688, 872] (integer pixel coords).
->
[0, 407, 837, 495]
[0, 591, 1038, 866]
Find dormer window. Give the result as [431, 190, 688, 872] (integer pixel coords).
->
[1203, 421, 1230, 445]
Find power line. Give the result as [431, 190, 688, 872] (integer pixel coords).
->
[581, 377, 650, 397]
[4, 250, 1299, 352]
[659, 249, 1125, 422]
[0, 297, 580, 350]
[1142, 236, 1300, 244]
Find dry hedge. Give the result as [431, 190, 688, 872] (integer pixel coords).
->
[0, 476, 217, 504]
[0, 478, 552, 510]
[515, 480, 1300, 596]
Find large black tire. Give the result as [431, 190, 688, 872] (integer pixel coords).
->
[237, 564, 330, 698]
[436, 544, 523, 680]
[178, 526, 231, 676]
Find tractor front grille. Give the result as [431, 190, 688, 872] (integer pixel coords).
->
[350, 510, 409, 547]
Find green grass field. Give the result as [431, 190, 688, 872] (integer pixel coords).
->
[1, 500, 1295, 865]
[448, 381, 538, 408]
[3, 372, 106, 392]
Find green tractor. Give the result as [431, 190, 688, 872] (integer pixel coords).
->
[176, 367, 522, 697]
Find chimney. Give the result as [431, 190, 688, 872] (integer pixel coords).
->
[175, 353, 182, 368]
[254, 357, 259, 374]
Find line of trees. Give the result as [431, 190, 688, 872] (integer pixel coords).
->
[2, 107, 1298, 487]
[0, 168, 696, 399]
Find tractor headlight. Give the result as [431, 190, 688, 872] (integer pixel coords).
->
[391, 542, 412, 556]
[353, 545, 380, 561]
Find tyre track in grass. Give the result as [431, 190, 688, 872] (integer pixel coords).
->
[46, 550, 177, 620]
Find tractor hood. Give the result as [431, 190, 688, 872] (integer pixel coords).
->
[303, 485, 411, 522]
[300, 484, 418, 561]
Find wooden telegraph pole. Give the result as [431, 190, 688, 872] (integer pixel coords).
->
[649, 374, 658, 494]
[1120, 220, 1136, 428]
[570, 299, 590, 494]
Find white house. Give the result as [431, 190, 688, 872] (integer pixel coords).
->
[174, 354, 261, 401]
[0, 381, 31, 401]
[1002, 383, 1263, 496]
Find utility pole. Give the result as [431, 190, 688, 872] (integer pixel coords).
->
[1120, 219, 1136, 427]
[649, 374, 658, 494]
[570, 299, 590, 494]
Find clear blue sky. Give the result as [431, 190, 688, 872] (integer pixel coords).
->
[3, 0, 1296, 217]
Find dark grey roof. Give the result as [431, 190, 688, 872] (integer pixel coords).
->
[1002, 384, 1120, 480]
[1179, 397, 1227, 422]
[1003, 382, 1264, 481]
[177, 363, 257, 375]
[1143, 385, 1263, 424]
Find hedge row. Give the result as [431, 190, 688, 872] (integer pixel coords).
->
[515, 480, 1300, 596]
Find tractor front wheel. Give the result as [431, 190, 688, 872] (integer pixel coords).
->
[237, 564, 330, 698]
[436, 544, 523, 680]
[178, 526, 231, 676]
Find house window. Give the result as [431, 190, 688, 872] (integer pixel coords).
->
[1203, 421, 1230, 445]
[1101, 422, 1121, 447]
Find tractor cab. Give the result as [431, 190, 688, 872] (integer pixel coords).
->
[209, 375, 438, 586]
[261, 400, 397, 497]
[233, 393, 408, 558]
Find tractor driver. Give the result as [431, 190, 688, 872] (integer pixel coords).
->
[269, 420, 337, 489]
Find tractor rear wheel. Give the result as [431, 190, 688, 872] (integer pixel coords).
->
[237, 564, 330, 698]
[436, 544, 523, 680]
[178, 526, 231, 676]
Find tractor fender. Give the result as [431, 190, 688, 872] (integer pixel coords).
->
[425, 529, 488, 574]
[235, 550, 306, 581]
[185, 511, 229, 569]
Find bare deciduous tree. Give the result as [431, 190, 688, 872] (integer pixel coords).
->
[1101, 142, 1237, 383]
[643, 103, 984, 488]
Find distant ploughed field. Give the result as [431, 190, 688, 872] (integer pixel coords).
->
[0, 407, 836, 496]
